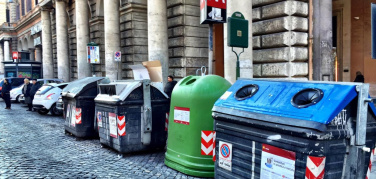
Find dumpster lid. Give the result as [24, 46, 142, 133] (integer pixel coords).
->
[95, 80, 167, 102]
[213, 79, 376, 131]
[62, 77, 108, 97]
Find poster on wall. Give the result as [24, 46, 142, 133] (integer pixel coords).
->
[87, 46, 100, 64]
[260, 144, 296, 179]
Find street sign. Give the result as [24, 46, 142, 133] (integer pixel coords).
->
[114, 51, 121, 62]
[87, 42, 100, 64]
[12, 52, 19, 60]
[200, 0, 227, 24]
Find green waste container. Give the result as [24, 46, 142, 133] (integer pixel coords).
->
[164, 75, 231, 177]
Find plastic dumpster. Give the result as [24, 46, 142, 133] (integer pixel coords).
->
[94, 79, 169, 153]
[164, 75, 231, 178]
[212, 79, 376, 179]
[62, 77, 109, 138]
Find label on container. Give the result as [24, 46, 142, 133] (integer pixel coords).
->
[218, 141, 232, 171]
[174, 107, 190, 125]
[260, 144, 296, 179]
[66, 104, 71, 120]
[109, 113, 117, 138]
[70, 105, 76, 127]
[220, 91, 232, 100]
[97, 111, 103, 128]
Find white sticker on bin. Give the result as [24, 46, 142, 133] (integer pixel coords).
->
[260, 144, 296, 179]
[174, 107, 190, 125]
[71, 105, 76, 127]
[219, 141, 233, 171]
[220, 91, 232, 100]
[109, 113, 117, 138]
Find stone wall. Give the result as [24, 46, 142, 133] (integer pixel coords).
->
[68, 2, 76, 80]
[167, 0, 208, 79]
[120, 0, 148, 79]
[89, 0, 105, 77]
[252, 0, 309, 79]
[50, 9, 58, 78]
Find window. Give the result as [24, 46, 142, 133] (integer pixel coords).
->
[16, 5, 20, 20]
[35, 0, 38, 5]
[27, 0, 32, 12]
[21, 0, 25, 16]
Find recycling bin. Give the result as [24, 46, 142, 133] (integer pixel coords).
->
[164, 75, 231, 178]
[94, 79, 170, 153]
[212, 79, 376, 179]
[62, 77, 110, 138]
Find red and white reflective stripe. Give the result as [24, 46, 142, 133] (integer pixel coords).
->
[75, 108, 82, 124]
[305, 156, 325, 179]
[212, 131, 216, 161]
[165, 113, 169, 131]
[117, 116, 126, 136]
[366, 149, 375, 179]
[201, 131, 214, 156]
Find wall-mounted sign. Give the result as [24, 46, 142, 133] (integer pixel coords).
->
[31, 23, 42, 35]
[200, 0, 227, 24]
[34, 36, 41, 46]
[87, 42, 100, 64]
[12, 52, 20, 60]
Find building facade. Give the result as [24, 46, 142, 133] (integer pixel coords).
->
[0, 0, 375, 93]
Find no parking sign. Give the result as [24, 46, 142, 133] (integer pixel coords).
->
[219, 141, 232, 171]
[114, 51, 121, 62]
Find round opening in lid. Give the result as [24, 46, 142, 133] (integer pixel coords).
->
[235, 84, 259, 100]
[291, 88, 324, 108]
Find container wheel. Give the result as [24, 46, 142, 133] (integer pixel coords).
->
[37, 109, 50, 115]
[50, 104, 62, 116]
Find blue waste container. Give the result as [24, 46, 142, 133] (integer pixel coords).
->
[212, 79, 376, 179]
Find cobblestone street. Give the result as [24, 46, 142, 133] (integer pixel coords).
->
[0, 100, 197, 179]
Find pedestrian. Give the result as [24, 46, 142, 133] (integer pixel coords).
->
[354, 71, 364, 83]
[23, 78, 32, 111]
[2, 79, 12, 109]
[30, 79, 41, 111]
[164, 75, 177, 98]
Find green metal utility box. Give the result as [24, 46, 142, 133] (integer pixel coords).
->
[227, 12, 249, 48]
[164, 75, 231, 178]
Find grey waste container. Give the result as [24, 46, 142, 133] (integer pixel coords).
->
[94, 79, 169, 153]
[62, 77, 110, 138]
[212, 79, 376, 179]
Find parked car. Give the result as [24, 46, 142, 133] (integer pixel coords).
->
[32, 83, 69, 115]
[17, 79, 63, 103]
[0, 77, 26, 94]
[10, 84, 24, 102]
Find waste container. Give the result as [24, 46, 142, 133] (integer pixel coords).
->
[212, 79, 376, 179]
[94, 79, 170, 153]
[165, 75, 231, 178]
[62, 77, 110, 138]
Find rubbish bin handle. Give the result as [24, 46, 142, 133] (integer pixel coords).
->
[196, 69, 201, 76]
[201, 66, 207, 76]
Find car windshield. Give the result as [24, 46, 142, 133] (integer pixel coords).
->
[36, 86, 53, 95]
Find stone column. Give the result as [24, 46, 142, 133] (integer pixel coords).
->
[35, 47, 42, 62]
[4, 40, 10, 62]
[55, 0, 70, 82]
[0, 43, 4, 74]
[41, 9, 54, 78]
[224, 0, 253, 84]
[29, 49, 35, 61]
[313, 0, 333, 81]
[76, 0, 91, 79]
[104, 0, 120, 81]
[148, 0, 168, 85]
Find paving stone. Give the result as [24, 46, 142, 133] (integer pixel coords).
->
[0, 101, 201, 178]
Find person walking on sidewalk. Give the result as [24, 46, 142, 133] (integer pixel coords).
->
[164, 75, 177, 98]
[30, 79, 41, 112]
[23, 78, 32, 111]
[2, 79, 12, 109]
